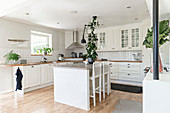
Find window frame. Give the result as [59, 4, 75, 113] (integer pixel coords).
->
[30, 31, 52, 56]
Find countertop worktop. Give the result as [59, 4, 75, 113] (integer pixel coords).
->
[0, 60, 83, 67]
[54, 63, 92, 70]
[0, 60, 142, 67]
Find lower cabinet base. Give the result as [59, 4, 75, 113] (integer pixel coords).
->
[14, 82, 53, 95]
[111, 79, 142, 86]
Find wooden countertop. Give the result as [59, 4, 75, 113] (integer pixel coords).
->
[0, 60, 142, 67]
[0, 60, 83, 67]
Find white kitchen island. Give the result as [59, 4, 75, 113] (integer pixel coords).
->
[53, 64, 92, 111]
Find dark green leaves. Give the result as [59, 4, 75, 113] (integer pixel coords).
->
[143, 20, 170, 48]
[4, 50, 21, 61]
[85, 17, 100, 59]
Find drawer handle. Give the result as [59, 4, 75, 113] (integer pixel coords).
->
[111, 72, 113, 74]
[31, 66, 34, 68]
[128, 74, 130, 75]
[127, 64, 130, 65]
[127, 66, 130, 68]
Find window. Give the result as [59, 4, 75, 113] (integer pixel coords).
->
[31, 31, 52, 55]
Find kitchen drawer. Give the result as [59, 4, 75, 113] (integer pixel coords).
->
[119, 72, 141, 82]
[119, 67, 141, 73]
[110, 73, 118, 80]
[119, 63, 141, 69]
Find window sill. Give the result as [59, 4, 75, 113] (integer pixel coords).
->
[31, 54, 53, 56]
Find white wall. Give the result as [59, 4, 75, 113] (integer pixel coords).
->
[0, 18, 66, 94]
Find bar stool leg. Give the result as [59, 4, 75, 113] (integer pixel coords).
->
[103, 73, 105, 99]
[93, 77, 96, 106]
[99, 74, 102, 101]
[107, 73, 110, 95]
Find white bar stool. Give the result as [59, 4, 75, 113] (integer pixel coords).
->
[90, 62, 102, 107]
[102, 61, 110, 99]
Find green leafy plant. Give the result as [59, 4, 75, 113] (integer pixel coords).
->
[143, 20, 170, 48]
[85, 16, 100, 60]
[35, 44, 54, 55]
[37, 47, 54, 55]
[4, 50, 21, 62]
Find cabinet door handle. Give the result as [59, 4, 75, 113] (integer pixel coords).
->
[128, 47, 132, 49]
[128, 74, 130, 76]
[112, 48, 115, 49]
[127, 66, 130, 68]
[31, 66, 34, 68]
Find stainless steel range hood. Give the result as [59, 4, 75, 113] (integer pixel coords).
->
[67, 31, 84, 49]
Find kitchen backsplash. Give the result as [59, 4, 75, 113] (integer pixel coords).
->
[0, 49, 66, 64]
[97, 50, 142, 61]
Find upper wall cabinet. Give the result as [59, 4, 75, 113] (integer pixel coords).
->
[120, 27, 142, 50]
[97, 29, 118, 51]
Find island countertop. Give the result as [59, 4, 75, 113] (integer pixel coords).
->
[53, 63, 92, 70]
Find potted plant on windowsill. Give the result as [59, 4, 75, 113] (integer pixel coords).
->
[143, 20, 170, 72]
[35, 44, 54, 55]
[4, 50, 21, 64]
[85, 16, 100, 64]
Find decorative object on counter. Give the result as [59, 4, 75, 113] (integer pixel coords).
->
[82, 54, 87, 61]
[132, 53, 142, 61]
[58, 54, 64, 61]
[81, 24, 88, 43]
[85, 16, 100, 64]
[4, 50, 21, 64]
[79, 52, 83, 58]
[70, 52, 77, 58]
[143, 20, 170, 72]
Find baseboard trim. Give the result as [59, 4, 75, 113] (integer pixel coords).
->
[0, 89, 13, 95]
[24, 82, 53, 93]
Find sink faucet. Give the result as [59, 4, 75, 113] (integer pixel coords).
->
[41, 56, 47, 63]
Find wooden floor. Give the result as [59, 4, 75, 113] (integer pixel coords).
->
[0, 86, 142, 113]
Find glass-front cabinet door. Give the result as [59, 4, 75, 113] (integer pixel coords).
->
[131, 28, 140, 49]
[97, 32, 106, 50]
[121, 29, 129, 49]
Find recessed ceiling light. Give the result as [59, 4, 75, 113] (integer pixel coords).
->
[70, 10, 78, 14]
[135, 18, 138, 20]
[26, 13, 30, 15]
[127, 6, 131, 9]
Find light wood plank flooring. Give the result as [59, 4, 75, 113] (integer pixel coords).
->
[0, 86, 142, 113]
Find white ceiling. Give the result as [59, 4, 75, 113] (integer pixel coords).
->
[2, 0, 149, 30]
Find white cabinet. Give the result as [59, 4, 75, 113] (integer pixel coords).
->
[65, 31, 73, 49]
[23, 65, 40, 88]
[109, 62, 118, 80]
[40, 64, 53, 84]
[97, 31, 107, 50]
[118, 62, 142, 82]
[109, 62, 142, 82]
[120, 27, 141, 50]
[97, 30, 118, 51]
[109, 30, 119, 51]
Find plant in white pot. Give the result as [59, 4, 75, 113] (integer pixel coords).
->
[143, 20, 170, 72]
[85, 16, 100, 64]
[4, 50, 21, 64]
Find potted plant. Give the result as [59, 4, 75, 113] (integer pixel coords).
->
[39, 47, 54, 55]
[35, 44, 54, 55]
[85, 16, 100, 64]
[143, 20, 170, 72]
[4, 50, 21, 64]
